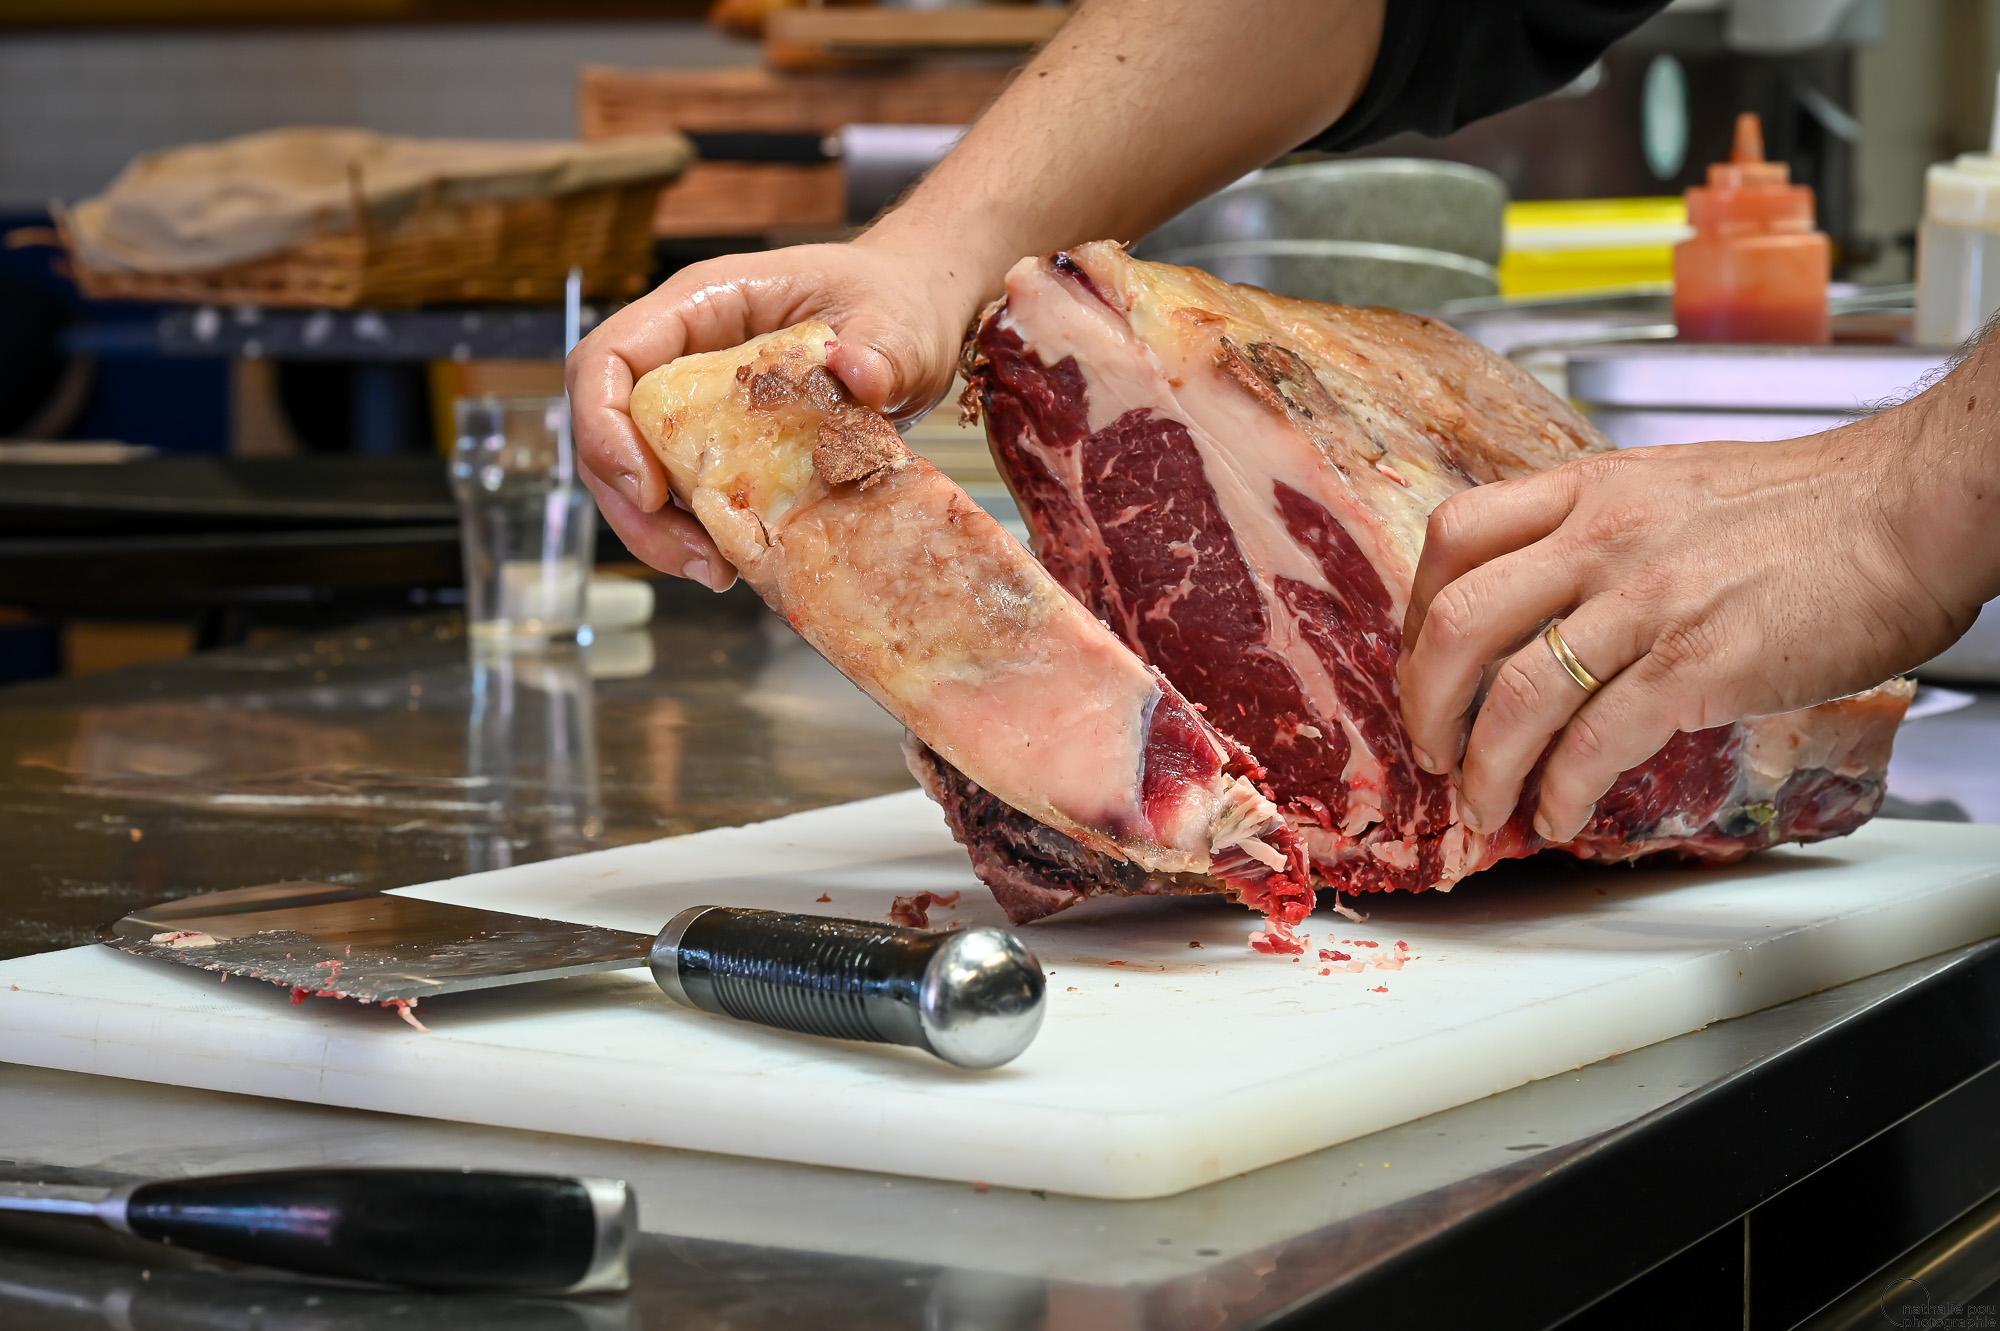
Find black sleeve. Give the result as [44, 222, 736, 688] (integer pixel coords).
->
[1309, 0, 1674, 152]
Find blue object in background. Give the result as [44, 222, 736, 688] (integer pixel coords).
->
[1, 212, 228, 683]
[0, 621, 62, 684]
[67, 324, 231, 455]
[1, 209, 229, 455]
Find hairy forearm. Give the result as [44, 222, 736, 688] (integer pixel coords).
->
[1880, 320, 2000, 619]
[863, 0, 1384, 320]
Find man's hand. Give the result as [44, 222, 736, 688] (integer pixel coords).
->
[565, 0, 1386, 588]
[564, 236, 977, 589]
[1397, 414, 1986, 844]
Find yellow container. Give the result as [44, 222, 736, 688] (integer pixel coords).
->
[1499, 198, 1692, 298]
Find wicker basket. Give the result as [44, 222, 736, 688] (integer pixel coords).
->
[54, 174, 669, 309]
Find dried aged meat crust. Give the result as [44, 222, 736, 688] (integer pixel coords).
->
[957, 243, 1910, 910]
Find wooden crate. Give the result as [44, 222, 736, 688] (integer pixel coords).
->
[764, 4, 1070, 68]
[579, 64, 1014, 236]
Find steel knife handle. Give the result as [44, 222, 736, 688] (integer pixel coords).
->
[110, 1169, 634, 1293]
[648, 906, 1046, 1069]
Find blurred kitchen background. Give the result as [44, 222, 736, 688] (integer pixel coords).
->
[1, 0, 1996, 682]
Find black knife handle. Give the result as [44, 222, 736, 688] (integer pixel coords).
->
[114, 1169, 633, 1293]
[648, 906, 1045, 1069]
[684, 130, 837, 164]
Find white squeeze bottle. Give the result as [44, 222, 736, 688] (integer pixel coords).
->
[1915, 71, 2000, 348]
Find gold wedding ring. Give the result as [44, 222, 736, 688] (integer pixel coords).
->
[1545, 622, 1605, 694]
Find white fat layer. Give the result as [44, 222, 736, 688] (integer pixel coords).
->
[1000, 259, 1394, 832]
[1738, 686, 1909, 791]
[777, 465, 1183, 855]
[1302, 816, 1484, 888]
[1339, 758, 1386, 837]
[636, 321, 1228, 865]
[1238, 836, 1287, 871]
[1367, 839, 1420, 870]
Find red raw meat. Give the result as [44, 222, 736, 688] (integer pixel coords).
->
[888, 890, 960, 929]
[932, 242, 1910, 919]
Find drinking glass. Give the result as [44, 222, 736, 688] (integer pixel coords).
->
[450, 395, 596, 646]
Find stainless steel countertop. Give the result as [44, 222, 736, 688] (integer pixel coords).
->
[2, 597, 1996, 1328]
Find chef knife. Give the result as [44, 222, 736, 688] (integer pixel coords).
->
[100, 883, 1046, 1069]
[0, 1167, 634, 1293]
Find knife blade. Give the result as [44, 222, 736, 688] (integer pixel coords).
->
[99, 884, 1045, 1068]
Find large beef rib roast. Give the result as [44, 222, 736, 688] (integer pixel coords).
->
[920, 241, 1910, 939]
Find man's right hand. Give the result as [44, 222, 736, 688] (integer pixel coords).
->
[565, 236, 979, 589]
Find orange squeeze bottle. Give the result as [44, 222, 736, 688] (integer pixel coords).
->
[1673, 113, 1831, 344]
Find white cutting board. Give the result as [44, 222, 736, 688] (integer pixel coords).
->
[3, 793, 1998, 1200]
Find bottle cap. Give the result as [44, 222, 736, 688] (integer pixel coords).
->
[1924, 72, 2000, 230]
[1711, 113, 1789, 188]
[1685, 113, 1816, 234]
